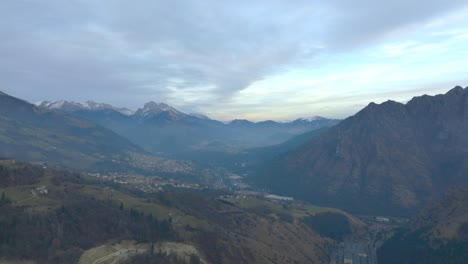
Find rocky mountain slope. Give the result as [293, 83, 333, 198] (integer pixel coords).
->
[257, 86, 468, 215]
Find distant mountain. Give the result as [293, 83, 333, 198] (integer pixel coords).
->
[39, 100, 340, 159]
[38, 100, 134, 115]
[0, 91, 145, 170]
[134, 101, 187, 122]
[1, 91, 214, 182]
[378, 187, 468, 264]
[292, 116, 327, 123]
[257, 86, 468, 215]
[249, 127, 329, 158]
[187, 127, 332, 176]
[233, 127, 331, 171]
[227, 119, 256, 127]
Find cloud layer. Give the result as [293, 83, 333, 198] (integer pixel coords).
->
[1, 0, 467, 120]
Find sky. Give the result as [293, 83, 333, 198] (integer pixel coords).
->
[1, 0, 468, 121]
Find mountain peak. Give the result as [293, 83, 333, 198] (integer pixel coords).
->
[143, 101, 159, 109]
[142, 101, 173, 111]
[446, 85, 467, 96]
[365, 100, 401, 108]
[135, 101, 184, 119]
[39, 100, 78, 110]
[356, 99, 405, 119]
[229, 119, 253, 124]
[262, 86, 468, 215]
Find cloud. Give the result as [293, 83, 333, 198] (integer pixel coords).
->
[324, 0, 468, 48]
[0, 0, 467, 117]
[0, 0, 319, 104]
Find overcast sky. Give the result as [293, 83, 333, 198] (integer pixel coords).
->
[1, 0, 468, 121]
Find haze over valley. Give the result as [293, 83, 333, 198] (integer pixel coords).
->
[1, 1, 468, 263]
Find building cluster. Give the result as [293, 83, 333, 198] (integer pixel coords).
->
[87, 172, 201, 193]
[129, 153, 194, 174]
[224, 173, 251, 190]
[264, 194, 294, 201]
[34, 186, 48, 195]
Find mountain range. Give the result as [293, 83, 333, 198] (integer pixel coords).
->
[3, 86, 467, 216]
[37, 99, 340, 159]
[0, 91, 208, 181]
[1, 86, 468, 263]
[38, 100, 135, 115]
[256, 86, 468, 215]
[0, 91, 143, 170]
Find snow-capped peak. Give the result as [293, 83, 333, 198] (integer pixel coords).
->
[143, 101, 173, 111]
[136, 101, 181, 117]
[82, 100, 108, 109]
[38, 100, 75, 110]
[37, 100, 135, 115]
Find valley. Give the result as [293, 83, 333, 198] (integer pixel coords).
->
[329, 216, 409, 264]
[37, 100, 339, 160]
[0, 160, 344, 263]
[2, 0, 468, 262]
[0, 86, 467, 263]
[83, 165, 413, 264]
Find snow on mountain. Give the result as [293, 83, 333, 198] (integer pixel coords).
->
[37, 100, 135, 115]
[38, 100, 80, 111]
[135, 101, 184, 117]
[36, 100, 331, 124]
[117, 108, 136, 116]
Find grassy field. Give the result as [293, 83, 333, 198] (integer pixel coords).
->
[79, 184, 213, 232]
[0, 172, 63, 211]
[220, 196, 340, 218]
[80, 185, 171, 219]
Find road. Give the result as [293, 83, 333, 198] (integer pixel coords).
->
[328, 216, 407, 264]
[91, 248, 145, 264]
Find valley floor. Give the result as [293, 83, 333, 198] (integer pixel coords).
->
[329, 215, 408, 264]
